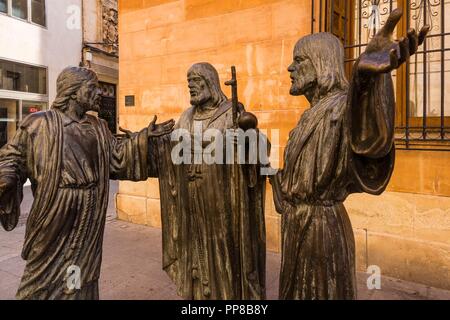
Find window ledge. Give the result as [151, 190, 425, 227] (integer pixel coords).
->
[0, 10, 47, 29]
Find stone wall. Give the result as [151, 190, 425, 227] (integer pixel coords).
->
[118, 0, 312, 254]
[350, 149, 450, 290]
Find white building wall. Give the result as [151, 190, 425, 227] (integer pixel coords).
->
[0, 0, 83, 103]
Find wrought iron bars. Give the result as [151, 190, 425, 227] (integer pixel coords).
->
[311, 0, 450, 150]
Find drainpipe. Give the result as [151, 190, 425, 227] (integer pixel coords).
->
[364, 228, 369, 270]
[80, 0, 85, 67]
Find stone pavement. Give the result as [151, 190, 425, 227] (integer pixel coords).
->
[1, 182, 450, 300]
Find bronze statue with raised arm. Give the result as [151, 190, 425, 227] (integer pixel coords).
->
[271, 9, 429, 300]
[0, 66, 174, 300]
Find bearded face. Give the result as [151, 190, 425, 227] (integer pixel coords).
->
[287, 47, 317, 97]
[76, 79, 101, 113]
[187, 72, 213, 107]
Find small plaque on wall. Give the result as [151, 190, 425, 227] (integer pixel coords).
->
[125, 95, 135, 107]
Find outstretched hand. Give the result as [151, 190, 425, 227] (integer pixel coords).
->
[358, 8, 429, 74]
[147, 115, 175, 138]
[118, 126, 134, 138]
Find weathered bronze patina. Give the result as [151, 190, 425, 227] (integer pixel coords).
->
[148, 62, 267, 300]
[0, 67, 174, 300]
[271, 9, 429, 300]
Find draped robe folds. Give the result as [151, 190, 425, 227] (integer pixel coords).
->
[0, 109, 149, 300]
[272, 62, 396, 300]
[148, 100, 267, 300]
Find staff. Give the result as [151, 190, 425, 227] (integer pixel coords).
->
[225, 65, 239, 129]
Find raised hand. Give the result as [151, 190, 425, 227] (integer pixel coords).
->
[358, 8, 429, 75]
[148, 115, 175, 138]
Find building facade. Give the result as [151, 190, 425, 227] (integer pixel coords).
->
[0, 0, 82, 147]
[121, 0, 448, 290]
[82, 0, 118, 133]
[0, 0, 119, 149]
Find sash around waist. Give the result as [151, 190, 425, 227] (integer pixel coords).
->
[59, 182, 98, 189]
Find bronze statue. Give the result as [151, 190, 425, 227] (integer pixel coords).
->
[148, 62, 267, 300]
[271, 9, 429, 300]
[0, 67, 174, 300]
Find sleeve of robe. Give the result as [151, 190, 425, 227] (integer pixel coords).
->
[0, 124, 29, 231]
[347, 58, 396, 195]
[147, 133, 182, 283]
[107, 122, 150, 181]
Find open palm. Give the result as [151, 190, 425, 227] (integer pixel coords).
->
[358, 8, 429, 75]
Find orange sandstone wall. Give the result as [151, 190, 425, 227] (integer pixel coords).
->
[346, 150, 450, 290]
[117, 0, 312, 253]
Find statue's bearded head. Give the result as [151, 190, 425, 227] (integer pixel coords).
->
[52, 66, 101, 113]
[288, 33, 348, 97]
[187, 63, 227, 109]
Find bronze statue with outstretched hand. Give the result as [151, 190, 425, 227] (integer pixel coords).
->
[0, 66, 174, 300]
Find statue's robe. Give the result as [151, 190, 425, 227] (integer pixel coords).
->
[149, 100, 267, 300]
[0, 109, 149, 300]
[273, 63, 395, 300]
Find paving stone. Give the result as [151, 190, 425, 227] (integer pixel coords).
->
[0, 270, 20, 288]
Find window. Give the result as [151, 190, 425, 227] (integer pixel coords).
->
[12, 0, 27, 20]
[0, 59, 47, 94]
[313, 0, 450, 150]
[0, 59, 48, 147]
[0, 99, 19, 147]
[31, 0, 45, 26]
[1, 0, 46, 27]
[0, 99, 47, 148]
[0, 0, 7, 13]
[22, 100, 46, 117]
